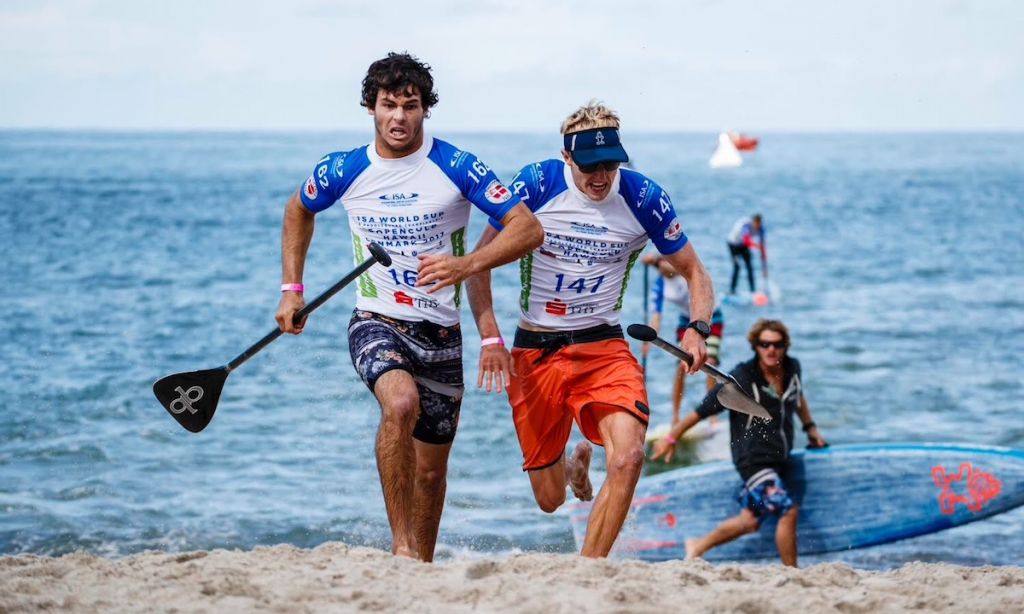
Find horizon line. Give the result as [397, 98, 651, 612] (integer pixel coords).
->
[3, 126, 1023, 136]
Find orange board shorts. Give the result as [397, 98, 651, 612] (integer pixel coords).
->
[508, 329, 650, 471]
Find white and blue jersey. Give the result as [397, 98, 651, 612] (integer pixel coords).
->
[300, 136, 520, 326]
[495, 160, 688, 330]
[727, 216, 763, 248]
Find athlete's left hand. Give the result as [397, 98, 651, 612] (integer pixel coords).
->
[416, 254, 473, 293]
[478, 345, 514, 393]
[680, 329, 708, 375]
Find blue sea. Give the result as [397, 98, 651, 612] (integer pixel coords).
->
[1, 130, 1022, 568]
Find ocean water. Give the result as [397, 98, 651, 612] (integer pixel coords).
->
[1, 130, 1022, 568]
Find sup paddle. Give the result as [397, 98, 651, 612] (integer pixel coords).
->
[626, 324, 772, 420]
[154, 242, 392, 433]
[641, 259, 650, 380]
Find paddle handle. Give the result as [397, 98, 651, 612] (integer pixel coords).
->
[226, 248, 387, 371]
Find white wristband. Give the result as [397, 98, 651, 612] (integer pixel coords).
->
[481, 337, 505, 347]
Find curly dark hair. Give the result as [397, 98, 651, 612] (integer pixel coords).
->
[360, 52, 439, 110]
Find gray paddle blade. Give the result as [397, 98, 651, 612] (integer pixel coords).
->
[716, 382, 772, 420]
[153, 367, 229, 433]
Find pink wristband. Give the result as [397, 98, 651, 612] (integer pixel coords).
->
[664, 433, 678, 445]
[281, 283, 305, 293]
[481, 337, 505, 347]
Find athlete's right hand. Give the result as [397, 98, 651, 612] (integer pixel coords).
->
[651, 438, 676, 462]
[276, 292, 307, 334]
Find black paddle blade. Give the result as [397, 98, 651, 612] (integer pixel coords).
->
[153, 367, 229, 433]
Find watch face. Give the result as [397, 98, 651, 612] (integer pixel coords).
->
[690, 321, 711, 337]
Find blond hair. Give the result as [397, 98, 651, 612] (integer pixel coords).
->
[560, 100, 621, 135]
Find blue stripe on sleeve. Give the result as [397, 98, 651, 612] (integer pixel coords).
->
[298, 146, 370, 213]
[619, 169, 688, 255]
[428, 138, 521, 222]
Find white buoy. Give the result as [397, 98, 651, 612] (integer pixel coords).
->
[709, 132, 742, 168]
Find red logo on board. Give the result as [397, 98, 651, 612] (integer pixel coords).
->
[394, 291, 414, 306]
[545, 299, 567, 316]
[932, 463, 1002, 515]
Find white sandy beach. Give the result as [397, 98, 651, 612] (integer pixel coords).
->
[2, 543, 1022, 613]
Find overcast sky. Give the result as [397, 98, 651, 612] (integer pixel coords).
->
[1, 0, 1020, 132]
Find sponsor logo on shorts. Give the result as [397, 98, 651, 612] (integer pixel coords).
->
[545, 299, 566, 316]
[485, 180, 512, 204]
[664, 220, 683, 241]
[304, 176, 318, 200]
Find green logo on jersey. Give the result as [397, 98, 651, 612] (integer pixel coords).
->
[614, 249, 643, 311]
[519, 252, 534, 311]
[452, 227, 465, 308]
[352, 235, 378, 298]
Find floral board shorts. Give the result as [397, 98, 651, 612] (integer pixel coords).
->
[348, 310, 464, 444]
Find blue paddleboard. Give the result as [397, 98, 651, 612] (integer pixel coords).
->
[569, 443, 1024, 561]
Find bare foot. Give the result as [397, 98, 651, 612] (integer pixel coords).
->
[567, 442, 593, 501]
[684, 538, 700, 560]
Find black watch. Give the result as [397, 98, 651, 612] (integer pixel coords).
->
[686, 320, 711, 339]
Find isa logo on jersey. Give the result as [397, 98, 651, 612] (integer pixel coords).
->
[664, 220, 683, 241]
[304, 176, 318, 200]
[485, 180, 512, 204]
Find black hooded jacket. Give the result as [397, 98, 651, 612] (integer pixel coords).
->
[695, 355, 803, 481]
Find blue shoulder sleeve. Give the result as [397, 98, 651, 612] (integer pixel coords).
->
[618, 169, 689, 255]
[298, 147, 371, 213]
[491, 159, 567, 230]
[428, 139, 521, 221]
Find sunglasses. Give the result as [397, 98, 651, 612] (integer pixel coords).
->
[756, 340, 787, 350]
[577, 160, 621, 174]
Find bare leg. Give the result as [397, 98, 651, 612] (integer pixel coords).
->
[527, 442, 593, 513]
[580, 406, 646, 557]
[775, 505, 799, 567]
[671, 361, 687, 424]
[686, 509, 760, 559]
[412, 439, 452, 562]
[372, 370, 421, 558]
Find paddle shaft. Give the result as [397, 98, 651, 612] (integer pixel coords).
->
[648, 336, 735, 386]
[641, 263, 649, 377]
[225, 254, 378, 371]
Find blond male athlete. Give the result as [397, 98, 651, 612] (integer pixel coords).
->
[468, 101, 714, 556]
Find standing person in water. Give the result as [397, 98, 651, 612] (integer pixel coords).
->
[726, 213, 764, 295]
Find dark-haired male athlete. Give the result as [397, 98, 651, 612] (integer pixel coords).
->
[275, 52, 542, 561]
